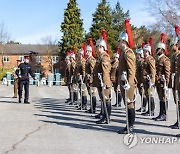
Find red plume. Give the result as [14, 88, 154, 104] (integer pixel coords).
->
[161, 33, 168, 56]
[89, 38, 96, 58]
[142, 42, 145, 48]
[81, 42, 87, 59]
[72, 47, 77, 55]
[175, 25, 179, 36]
[149, 37, 154, 56]
[116, 47, 120, 56]
[125, 19, 134, 49]
[101, 29, 110, 55]
[66, 51, 72, 56]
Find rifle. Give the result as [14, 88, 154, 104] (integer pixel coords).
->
[140, 83, 144, 113]
[121, 71, 130, 134]
[98, 73, 109, 124]
[161, 74, 168, 120]
[70, 76, 73, 103]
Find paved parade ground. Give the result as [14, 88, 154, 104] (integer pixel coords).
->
[0, 85, 180, 154]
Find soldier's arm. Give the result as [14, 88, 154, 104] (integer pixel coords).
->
[102, 55, 111, 87]
[170, 55, 175, 74]
[149, 57, 156, 83]
[82, 60, 86, 80]
[126, 50, 136, 85]
[164, 58, 171, 85]
[90, 58, 96, 74]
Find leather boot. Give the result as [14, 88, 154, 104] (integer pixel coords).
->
[117, 108, 135, 134]
[69, 92, 78, 105]
[152, 101, 163, 120]
[142, 97, 154, 116]
[112, 93, 122, 107]
[95, 101, 103, 119]
[136, 97, 147, 112]
[86, 96, 96, 113]
[155, 101, 166, 121]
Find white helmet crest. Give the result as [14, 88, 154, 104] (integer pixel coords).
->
[143, 44, 151, 54]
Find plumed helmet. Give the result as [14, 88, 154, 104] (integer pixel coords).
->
[78, 49, 84, 55]
[113, 53, 119, 58]
[95, 39, 107, 51]
[118, 32, 128, 43]
[156, 42, 166, 51]
[70, 53, 75, 59]
[170, 36, 178, 46]
[86, 45, 92, 52]
[143, 44, 151, 54]
[136, 48, 144, 58]
[65, 56, 70, 60]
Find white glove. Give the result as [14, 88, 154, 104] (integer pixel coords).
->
[140, 83, 143, 88]
[123, 83, 130, 90]
[164, 86, 168, 91]
[150, 82, 154, 87]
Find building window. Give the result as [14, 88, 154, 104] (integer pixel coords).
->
[36, 56, 42, 63]
[3, 56, 9, 62]
[52, 56, 59, 63]
[19, 56, 24, 62]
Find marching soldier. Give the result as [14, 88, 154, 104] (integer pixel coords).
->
[69, 53, 78, 105]
[75, 49, 88, 110]
[169, 36, 180, 129]
[12, 60, 21, 98]
[152, 42, 170, 121]
[111, 53, 122, 107]
[141, 44, 156, 116]
[135, 48, 147, 113]
[117, 31, 137, 134]
[64, 56, 71, 103]
[93, 39, 112, 124]
[85, 45, 97, 113]
[16, 56, 35, 103]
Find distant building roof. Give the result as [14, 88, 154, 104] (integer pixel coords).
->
[1, 44, 60, 55]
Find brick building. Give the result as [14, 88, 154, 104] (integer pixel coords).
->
[0, 44, 66, 78]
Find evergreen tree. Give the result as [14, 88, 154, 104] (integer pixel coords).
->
[111, 1, 130, 50]
[87, 0, 114, 53]
[59, 0, 84, 58]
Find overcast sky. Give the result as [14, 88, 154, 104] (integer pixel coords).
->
[0, 0, 155, 44]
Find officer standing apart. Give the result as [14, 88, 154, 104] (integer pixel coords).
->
[93, 38, 112, 124]
[16, 56, 35, 103]
[117, 31, 137, 134]
[12, 60, 21, 98]
[111, 53, 122, 107]
[152, 42, 170, 121]
[141, 44, 156, 116]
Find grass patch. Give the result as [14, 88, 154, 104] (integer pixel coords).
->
[0, 68, 13, 81]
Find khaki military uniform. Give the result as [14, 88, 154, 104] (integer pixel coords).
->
[65, 62, 71, 99]
[110, 60, 120, 92]
[75, 57, 87, 96]
[136, 59, 143, 96]
[155, 54, 170, 101]
[119, 48, 137, 109]
[142, 55, 156, 98]
[70, 61, 77, 92]
[93, 52, 111, 101]
[175, 52, 180, 102]
[85, 55, 96, 97]
[170, 51, 180, 103]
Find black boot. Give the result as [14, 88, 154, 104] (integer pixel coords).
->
[136, 97, 147, 112]
[19, 98, 22, 103]
[82, 96, 87, 110]
[117, 108, 135, 134]
[113, 93, 122, 107]
[69, 92, 78, 105]
[107, 101, 111, 121]
[152, 101, 162, 120]
[86, 96, 96, 113]
[95, 101, 103, 119]
[142, 97, 154, 116]
[155, 101, 166, 121]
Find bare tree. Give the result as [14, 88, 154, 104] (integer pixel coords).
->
[41, 36, 58, 74]
[0, 23, 10, 71]
[146, 0, 180, 34]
